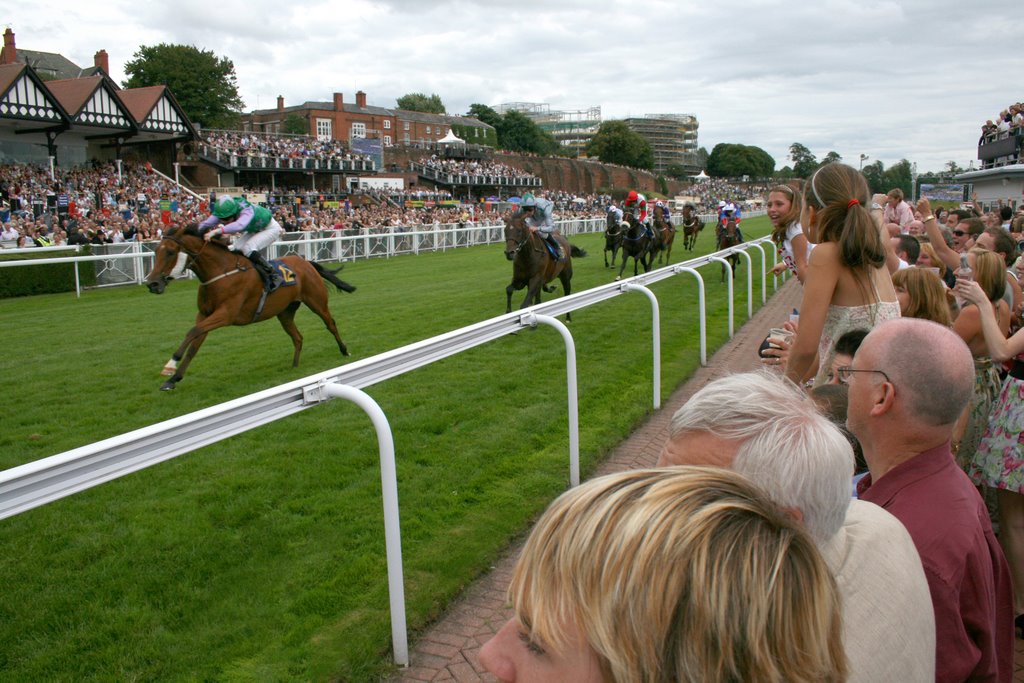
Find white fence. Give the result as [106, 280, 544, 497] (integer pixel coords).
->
[0, 211, 756, 296]
[0, 217, 778, 668]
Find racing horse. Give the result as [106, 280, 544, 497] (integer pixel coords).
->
[603, 211, 622, 268]
[653, 210, 676, 265]
[616, 212, 658, 280]
[716, 215, 743, 282]
[679, 203, 703, 252]
[144, 224, 356, 391]
[504, 212, 586, 321]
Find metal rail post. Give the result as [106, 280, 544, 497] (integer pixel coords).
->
[620, 283, 661, 409]
[672, 266, 707, 365]
[520, 312, 580, 487]
[708, 256, 735, 337]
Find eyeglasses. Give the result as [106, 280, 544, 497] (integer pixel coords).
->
[952, 230, 967, 237]
[836, 366, 891, 384]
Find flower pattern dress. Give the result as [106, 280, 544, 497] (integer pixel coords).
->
[957, 357, 1002, 470]
[970, 369, 1024, 493]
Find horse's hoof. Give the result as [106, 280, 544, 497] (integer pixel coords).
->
[614, 276, 621, 281]
[160, 381, 176, 391]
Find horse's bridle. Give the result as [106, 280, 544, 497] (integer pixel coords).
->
[162, 232, 244, 286]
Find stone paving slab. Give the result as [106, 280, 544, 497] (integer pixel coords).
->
[388, 278, 804, 682]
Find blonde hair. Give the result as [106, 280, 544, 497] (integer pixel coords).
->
[509, 468, 847, 682]
[916, 242, 947, 278]
[970, 248, 1007, 303]
[768, 182, 804, 247]
[891, 267, 953, 326]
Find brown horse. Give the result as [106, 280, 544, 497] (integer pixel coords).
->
[616, 213, 657, 280]
[716, 216, 742, 282]
[654, 211, 676, 265]
[679, 204, 703, 252]
[144, 224, 355, 391]
[603, 211, 622, 268]
[504, 212, 586, 320]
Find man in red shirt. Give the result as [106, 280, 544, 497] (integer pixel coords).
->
[847, 318, 1014, 682]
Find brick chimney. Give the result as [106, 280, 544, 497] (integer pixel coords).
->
[356, 91, 367, 108]
[276, 95, 284, 111]
[93, 49, 109, 75]
[1, 28, 16, 66]
[333, 92, 343, 111]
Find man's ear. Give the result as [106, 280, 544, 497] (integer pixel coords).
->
[869, 381, 896, 417]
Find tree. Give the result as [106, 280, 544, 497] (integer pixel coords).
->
[123, 44, 243, 129]
[821, 151, 843, 166]
[665, 164, 689, 180]
[706, 143, 775, 178]
[498, 110, 560, 155]
[282, 114, 307, 135]
[945, 160, 964, 175]
[861, 160, 886, 194]
[396, 92, 445, 114]
[586, 121, 654, 170]
[466, 103, 503, 129]
[788, 142, 817, 178]
[883, 159, 913, 198]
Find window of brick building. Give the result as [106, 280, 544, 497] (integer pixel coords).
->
[383, 119, 391, 129]
[316, 118, 332, 141]
[351, 122, 366, 139]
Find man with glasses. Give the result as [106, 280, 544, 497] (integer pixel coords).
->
[846, 318, 1013, 682]
[658, 371, 934, 682]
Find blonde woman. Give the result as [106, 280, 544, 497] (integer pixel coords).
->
[785, 163, 900, 387]
[767, 182, 810, 282]
[892, 267, 953, 327]
[479, 467, 847, 683]
[953, 249, 1010, 467]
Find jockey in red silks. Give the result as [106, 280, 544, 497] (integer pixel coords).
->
[625, 190, 662, 247]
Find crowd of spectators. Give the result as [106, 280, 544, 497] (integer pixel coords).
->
[751, 165, 1024, 681]
[416, 155, 539, 181]
[674, 177, 771, 212]
[981, 101, 1024, 141]
[0, 161, 203, 248]
[200, 130, 372, 164]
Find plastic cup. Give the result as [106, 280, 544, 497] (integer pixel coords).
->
[768, 328, 794, 349]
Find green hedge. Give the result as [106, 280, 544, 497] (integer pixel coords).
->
[0, 247, 97, 298]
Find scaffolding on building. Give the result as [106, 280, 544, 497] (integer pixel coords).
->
[622, 114, 700, 176]
[496, 102, 602, 156]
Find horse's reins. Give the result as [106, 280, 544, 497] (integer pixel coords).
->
[165, 233, 245, 286]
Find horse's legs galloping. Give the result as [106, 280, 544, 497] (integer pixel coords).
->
[301, 283, 349, 357]
[277, 301, 304, 366]
[159, 308, 235, 390]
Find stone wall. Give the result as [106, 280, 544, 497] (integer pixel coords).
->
[384, 148, 687, 196]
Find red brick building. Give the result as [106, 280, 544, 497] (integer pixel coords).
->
[243, 91, 495, 148]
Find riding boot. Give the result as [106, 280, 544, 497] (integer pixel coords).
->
[248, 251, 281, 291]
[546, 236, 564, 262]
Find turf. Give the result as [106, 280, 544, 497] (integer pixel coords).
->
[0, 218, 776, 681]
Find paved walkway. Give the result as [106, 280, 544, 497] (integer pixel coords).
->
[389, 278, 1024, 682]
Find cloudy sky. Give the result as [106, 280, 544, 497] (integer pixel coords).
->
[7, 0, 1019, 173]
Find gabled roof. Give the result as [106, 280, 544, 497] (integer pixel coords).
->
[46, 74, 133, 129]
[118, 85, 197, 138]
[0, 62, 68, 125]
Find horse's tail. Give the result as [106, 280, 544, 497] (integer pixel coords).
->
[312, 261, 357, 293]
[570, 245, 587, 258]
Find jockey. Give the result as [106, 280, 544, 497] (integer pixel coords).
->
[520, 192, 563, 261]
[200, 195, 285, 291]
[624, 191, 649, 226]
[625, 190, 660, 246]
[654, 200, 672, 226]
[717, 203, 745, 242]
[607, 202, 624, 224]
